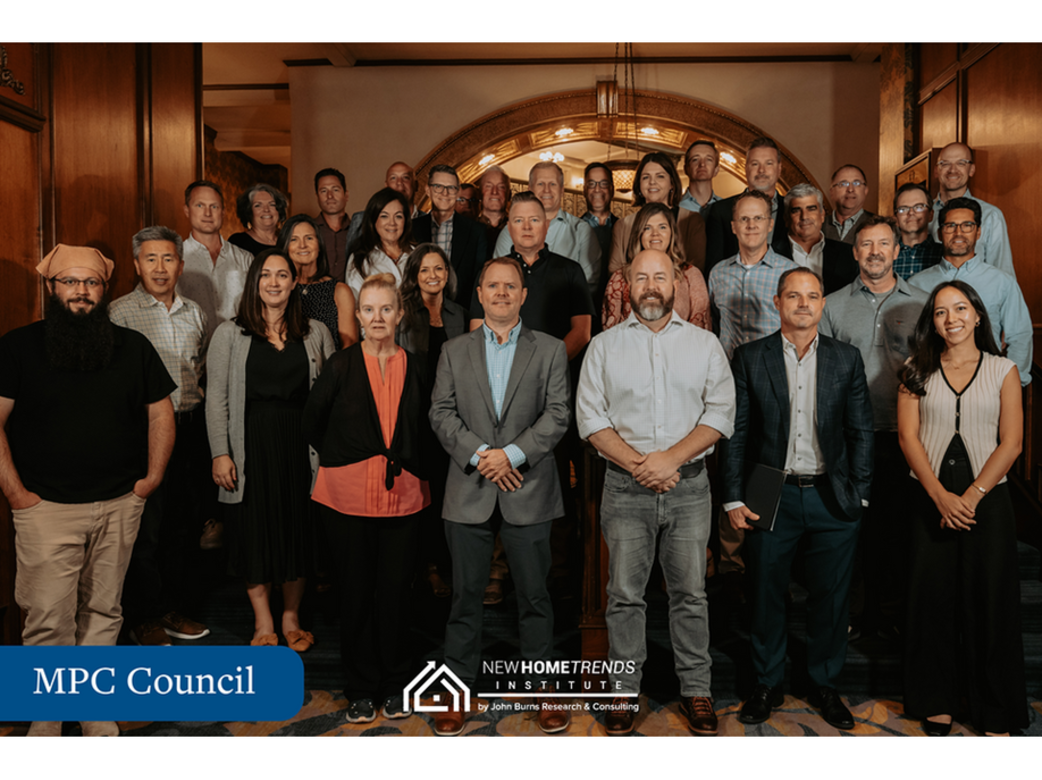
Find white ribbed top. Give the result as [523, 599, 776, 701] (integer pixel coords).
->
[915, 352, 1017, 483]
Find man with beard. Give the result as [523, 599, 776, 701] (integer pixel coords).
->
[0, 244, 176, 737]
[576, 249, 736, 736]
[314, 168, 352, 281]
[819, 216, 929, 641]
[725, 268, 873, 731]
[909, 197, 1032, 386]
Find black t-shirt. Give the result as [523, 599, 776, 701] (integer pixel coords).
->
[0, 320, 176, 503]
[469, 247, 595, 342]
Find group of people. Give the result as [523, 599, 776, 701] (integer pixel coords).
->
[0, 134, 1029, 738]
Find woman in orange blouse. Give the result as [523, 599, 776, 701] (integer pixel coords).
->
[302, 273, 430, 725]
[601, 203, 711, 331]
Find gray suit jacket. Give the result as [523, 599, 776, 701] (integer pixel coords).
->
[430, 325, 570, 526]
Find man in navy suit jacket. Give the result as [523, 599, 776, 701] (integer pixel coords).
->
[412, 164, 487, 306]
[722, 267, 873, 731]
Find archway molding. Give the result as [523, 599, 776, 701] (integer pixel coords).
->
[415, 88, 824, 198]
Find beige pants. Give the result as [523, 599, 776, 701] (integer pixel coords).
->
[13, 491, 145, 646]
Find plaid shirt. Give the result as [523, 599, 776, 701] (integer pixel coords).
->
[109, 285, 207, 412]
[708, 248, 799, 360]
[894, 237, 944, 280]
[431, 212, 455, 255]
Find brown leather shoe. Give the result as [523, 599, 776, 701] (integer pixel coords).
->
[433, 707, 466, 736]
[605, 696, 638, 735]
[680, 696, 718, 735]
[537, 688, 570, 734]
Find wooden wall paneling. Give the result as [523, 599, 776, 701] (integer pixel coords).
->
[149, 44, 201, 236]
[50, 43, 141, 300]
[918, 81, 958, 157]
[964, 43, 1042, 324]
[918, 43, 960, 87]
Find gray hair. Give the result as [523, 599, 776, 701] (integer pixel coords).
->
[132, 226, 184, 260]
[783, 182, 824, 211]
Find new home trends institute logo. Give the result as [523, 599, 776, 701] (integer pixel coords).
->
[403, 661, 471, 714]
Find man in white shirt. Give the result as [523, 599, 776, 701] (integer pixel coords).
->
[494, 162, 600, 294]
[724, 267, 873, 732]
[177, 180, 252, 338]
[784, 183, 858, 294]
[577, 249, 735, 736]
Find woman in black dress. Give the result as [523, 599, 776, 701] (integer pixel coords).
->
[897, 280, 1027, 736]
[206, 249, 335, 650]
[230, 184, 288, 257]
[397, 243, 467, 597]
[279, 213, 357, 349]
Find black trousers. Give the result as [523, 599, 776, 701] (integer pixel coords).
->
[122, 408, 212, 623]
[904, 437, 1028, 732]
[321, 506, 421, 701]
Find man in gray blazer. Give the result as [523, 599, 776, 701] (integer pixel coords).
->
[430, 256, 571, 736]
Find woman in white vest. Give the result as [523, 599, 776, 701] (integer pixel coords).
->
[897, 279, 1027, 737]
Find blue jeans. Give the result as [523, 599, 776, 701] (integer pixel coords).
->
[600, 466, 712, 697]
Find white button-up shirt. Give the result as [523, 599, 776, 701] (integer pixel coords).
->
[576, 311, 735, 460]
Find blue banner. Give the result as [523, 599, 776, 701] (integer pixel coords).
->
[0, 646, 304, 722]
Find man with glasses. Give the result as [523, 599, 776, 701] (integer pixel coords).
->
[455, 183, 480, 220]
[580, 162, 617, 300]
[823, 165, 876, 245]
[679, 140, 723, 216]
[892, 181, 943, 279]
[929, 142, 1015, 277]
[494, 161, 600, 295]
[909, 197, 1032, 386]
[0, 245, 176, 737]
[413, 164, 487, 305]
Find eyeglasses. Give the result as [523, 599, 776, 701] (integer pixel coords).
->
[941, 221, 978, 233]
[585, 180, 612, 191]
[832, 180, 865, 190]
[938, 159, 972, 169]
[456, 197, 479, 205]
[53, 277, 103, 289]
[429, 183, 460, 195]
[894, 203, 930, 215]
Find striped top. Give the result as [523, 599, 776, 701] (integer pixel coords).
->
[915, 352, 1017, 483]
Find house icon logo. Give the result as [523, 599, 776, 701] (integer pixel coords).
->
[403, 661, 471, 714]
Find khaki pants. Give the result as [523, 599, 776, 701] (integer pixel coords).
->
[13, 491, 145, 646]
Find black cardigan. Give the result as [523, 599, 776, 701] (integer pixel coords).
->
[302, 342, 430, 487]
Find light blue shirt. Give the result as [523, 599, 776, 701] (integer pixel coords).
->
[930, 188, 1015, 279]
[679, 189, 720, 215]
[468, 320, 527, 469]
[908, 255, 1032, 386]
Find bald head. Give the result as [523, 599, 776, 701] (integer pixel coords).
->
[386, 162, 415, 201]
[629, 249, 677, 327]
[936, 142, 976, 199]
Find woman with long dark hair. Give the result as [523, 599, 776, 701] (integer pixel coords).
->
[608, 151, 706, 274]
[897, 280, 1027, 736]
[229, 184, 289, 256]
[344, 187, 414, 298]
[601, 203, 710, 331]
[397, 243, 467, 597]
[303, 273, 430, 723]
[206, 249, 335, 651]
[279, 214, 357, 349]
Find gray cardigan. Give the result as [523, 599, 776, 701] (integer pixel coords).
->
[205, 318, 335, 504]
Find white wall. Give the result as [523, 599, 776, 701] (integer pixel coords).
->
[289, 58, 880, 214]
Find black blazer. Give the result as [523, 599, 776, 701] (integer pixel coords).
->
[396, 297, 467, 357]
[703, 193, 792, 277]
[721, 331, 874, 521]
[821, 238, 859, 294]
[412, 214, 487, 307]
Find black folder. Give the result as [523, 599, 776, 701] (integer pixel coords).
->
[744, 464, 787, 532]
